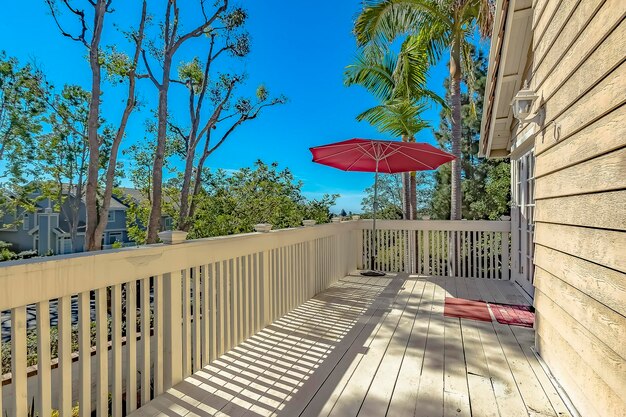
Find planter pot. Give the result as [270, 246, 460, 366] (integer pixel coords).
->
[500, 215, 511, 221]
[303, 220, 317, 227]
[254, 223, 273, 233]
[158, 230, 188, 245]
[351, 215, 361, 220]
[421, 216, 431, 220]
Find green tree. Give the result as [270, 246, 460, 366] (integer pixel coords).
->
[0, 52, 47, 183]
[361, 171, 433, 219]
[345, 36, 440, 219]
[188, 161, 337, 238]
[45, 0, 148, 251]
[354, 0, 494, 220]
[430, 50, 510, 220]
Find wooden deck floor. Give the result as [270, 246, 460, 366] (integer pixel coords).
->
[131, 274, 572, 417]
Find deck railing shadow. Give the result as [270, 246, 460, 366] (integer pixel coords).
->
[136, 274, 401, 416]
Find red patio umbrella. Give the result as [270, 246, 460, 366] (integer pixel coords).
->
[310, 138, 455, 276]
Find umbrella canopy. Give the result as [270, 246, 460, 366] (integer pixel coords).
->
[309, 138, 455, 276]
[310, 138, 455, 173]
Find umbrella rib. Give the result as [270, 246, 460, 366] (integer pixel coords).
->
[394, 149, 436, 169]
[313, 146, 362, 162]
[396, 143, 454, 157]
[345, 152, 368, 171]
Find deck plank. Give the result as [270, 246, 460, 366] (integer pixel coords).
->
[357, 278, 426, 417]
[491, 322, 558, 417]
[325, 277, 418, 417]
[414, 279, 447, 417]
[386, 280, 436, 417]
[476, 320, 529, 417]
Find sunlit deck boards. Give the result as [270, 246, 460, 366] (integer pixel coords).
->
[130, 274, 571, 417]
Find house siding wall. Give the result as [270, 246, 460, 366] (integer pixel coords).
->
[524, 1, 626, 416]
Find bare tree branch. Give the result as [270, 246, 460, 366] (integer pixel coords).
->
[140, 49, 161, 87]
[45, 0, 90, 48]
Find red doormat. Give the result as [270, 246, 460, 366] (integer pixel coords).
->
[489, 303, 535, 328]
[444, 297, 492, 322]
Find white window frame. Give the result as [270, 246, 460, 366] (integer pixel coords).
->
[23, 213, 30, 231]
[108, 210, 115, 223]
[511, 148, 535, 298]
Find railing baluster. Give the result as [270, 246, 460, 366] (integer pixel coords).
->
[501, 231, 510, 280]
[473, 231, 479, 278]
[111, 284, 123, 417]
[140, 278, 150, 405]
[182, 269, 191, 377]
[201, 265, 210, 366]
[95, 287, 108, 416]
[153, 275, 164, 395]
[78, 292, 91, 417]
[217, 262, 226, 356]
[240, 257, 247, 341]
[262, 250, 271, 327]
[230, 258, 238, 348]
[193, 266, 201, 372]
[36, 300, 52, 417]
[163, 271, 183, 390]
[126, 281, 137, 413]
[223, 260, 232, 352]
[209, 263, 217, 361]
[11, 306, 27, 417]
[58, 295, 72, 415]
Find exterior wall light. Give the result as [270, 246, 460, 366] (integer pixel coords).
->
[511, 81, 539, 122]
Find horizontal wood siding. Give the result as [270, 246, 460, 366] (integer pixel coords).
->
[529, 1, 626, 416]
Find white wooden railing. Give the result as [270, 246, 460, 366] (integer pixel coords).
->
[0, 219, 510, 416]
[0, 222, 359, 417]
[359, 220, 511, 279]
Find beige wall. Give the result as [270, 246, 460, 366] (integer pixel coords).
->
[523, 0, 626, 416]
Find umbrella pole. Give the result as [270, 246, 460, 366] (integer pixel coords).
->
[362, 162, 385, 277]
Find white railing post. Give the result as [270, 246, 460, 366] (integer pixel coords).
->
[11, 306, 27, 417]
[162, 271, 183, 390]
[501, 230, 510, 279]
[262, 249, 272, 326]
[308, 240, 316, 298]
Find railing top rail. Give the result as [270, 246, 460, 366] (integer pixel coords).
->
[0, 221, 360, 311]
[359, 219, 511, 232]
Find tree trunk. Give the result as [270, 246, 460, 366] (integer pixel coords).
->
[83, 0, 107, 251]
[408, 135, 418, 220]
[146, 80, 169, 243]
[449, 34, 463, 221]
[401, 135, 412, 219]
[91, 0, 147, 249]
[178, 141, 196, 232]
[410, 171, 417, 220]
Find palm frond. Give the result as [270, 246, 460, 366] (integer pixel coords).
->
[357, 99, 430, 137]
[354, 0, 446, 48]
[344, 51, 397, 101]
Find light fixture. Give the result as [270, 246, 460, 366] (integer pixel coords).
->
[511, 81, 539, 122]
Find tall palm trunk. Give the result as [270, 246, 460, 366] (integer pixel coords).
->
[401, 135, 412, 219]
[449, 33, 463, 221]
[408, 135, 418, 220]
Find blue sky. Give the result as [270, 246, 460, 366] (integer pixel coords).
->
[1, 1, 453, 213]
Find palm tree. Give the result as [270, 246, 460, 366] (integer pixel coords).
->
[354, 0, 494, 220]
[345, 37, 440, 219]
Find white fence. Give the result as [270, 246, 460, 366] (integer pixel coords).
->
[0, 222, 359, 417]
[0, 219, 510, 416]
[359, 220, 511, 279]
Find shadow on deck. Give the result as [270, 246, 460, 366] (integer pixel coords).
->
[131, 274, 571, 417]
